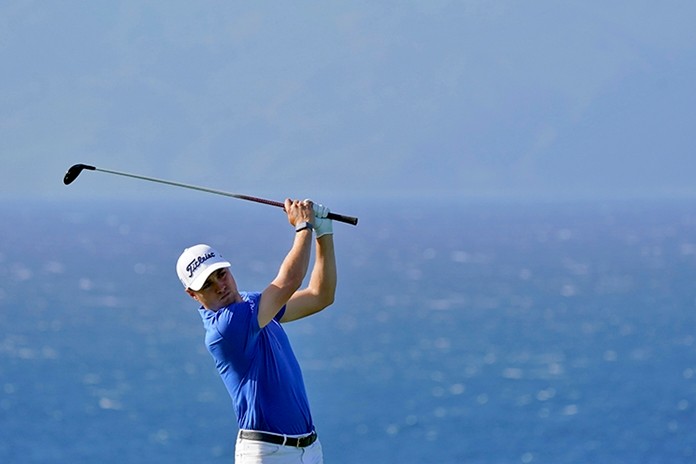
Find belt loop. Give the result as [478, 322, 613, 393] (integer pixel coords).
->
[282, 435, 288, 447]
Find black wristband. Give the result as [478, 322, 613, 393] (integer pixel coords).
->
[295, 221, 313, 232]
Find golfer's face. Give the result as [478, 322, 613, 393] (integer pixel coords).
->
[192, 267, 238, 310]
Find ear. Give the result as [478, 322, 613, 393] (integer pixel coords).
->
[186, 289, 199, 302]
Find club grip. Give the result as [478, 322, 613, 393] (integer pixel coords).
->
[241, 195, 358, 225]
[327, 211, 358, 226]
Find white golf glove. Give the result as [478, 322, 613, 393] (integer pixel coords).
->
[312, 202, 330, 219]
[309, 201, 333, 238]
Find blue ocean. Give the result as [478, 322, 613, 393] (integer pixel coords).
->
[2, 197, 695, 463]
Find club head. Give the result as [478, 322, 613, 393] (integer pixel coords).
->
[63, 164, 96, 185]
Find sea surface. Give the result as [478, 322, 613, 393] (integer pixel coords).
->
[1, 197, 695, 463]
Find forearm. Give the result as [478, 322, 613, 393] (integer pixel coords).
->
[276, 229, 313, 289]
[307, 235, 336, 304]
[259, 198, 317, 327]
[281, 234, 336, 322]
[259, 229, 313, 327]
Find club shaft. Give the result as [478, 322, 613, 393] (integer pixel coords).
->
[91, 167, 358, 225]
[95, 167, 279, 204]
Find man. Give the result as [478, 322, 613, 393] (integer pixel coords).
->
[176, 199, 336, 463]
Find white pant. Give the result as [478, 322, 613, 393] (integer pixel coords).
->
[235, 433, 323, 464]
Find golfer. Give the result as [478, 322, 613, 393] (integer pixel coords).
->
[176, 199, 335, 464]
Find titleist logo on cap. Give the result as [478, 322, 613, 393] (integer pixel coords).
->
[187, 252, 216, 278]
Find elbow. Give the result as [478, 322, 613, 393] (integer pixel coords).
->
[318, 286, 336, 310]
[320, 295, 335, 310]
[273, 272, 306, 303]
[306, 286, 335, 313]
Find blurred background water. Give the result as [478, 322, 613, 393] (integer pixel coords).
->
[1, 198, 695, 463]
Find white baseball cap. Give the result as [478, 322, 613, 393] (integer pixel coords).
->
[176, 244, 231, 291]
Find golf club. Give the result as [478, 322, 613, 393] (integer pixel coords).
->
[63, 163, 358, 225]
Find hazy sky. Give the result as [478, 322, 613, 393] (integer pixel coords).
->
[2, 1, 695, 201]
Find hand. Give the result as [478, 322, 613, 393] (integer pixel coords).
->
[284, 198, 315, 227]
[307, 201, 332, 238]
[312, 202, 330, 219]
[314, 217, 333, 238]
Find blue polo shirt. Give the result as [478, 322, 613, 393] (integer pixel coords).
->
[198, 292, 314, 435]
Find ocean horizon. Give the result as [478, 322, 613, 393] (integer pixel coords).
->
[1, 197, 695, 463]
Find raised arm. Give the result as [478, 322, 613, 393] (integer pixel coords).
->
[258, 199, 315, 328]
[282, 206, 337, 323]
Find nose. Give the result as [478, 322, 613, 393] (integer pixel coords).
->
[212, 276, 227, 294]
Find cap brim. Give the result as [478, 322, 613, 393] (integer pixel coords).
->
[188, 261, 231, 291]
